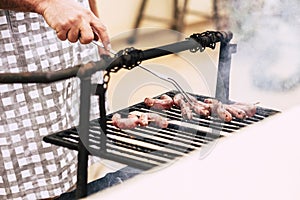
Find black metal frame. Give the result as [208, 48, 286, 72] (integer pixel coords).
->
[0, 31, 235, 199]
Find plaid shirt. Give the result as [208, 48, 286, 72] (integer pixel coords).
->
[0, 2, 103, 199]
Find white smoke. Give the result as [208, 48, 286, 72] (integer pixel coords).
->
[227, 0, 300, 91]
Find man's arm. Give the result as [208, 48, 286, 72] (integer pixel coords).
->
[88, 0, 101, 18]
[0, 0, 40, 12]
[0, 0, 110, 46]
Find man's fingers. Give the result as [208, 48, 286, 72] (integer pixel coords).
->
[67, 27, 80, 43]
[53, 15, 110, 46]
[56, 29, 68, 41]
[91, 21, 110, 50]
[79, 25, 94, 44]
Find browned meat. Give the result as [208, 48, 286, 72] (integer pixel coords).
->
[204, 99, 232, 122]
[173, 93, 193, 120]
[111, 112, 168, 129]
[146, 113, 169, 128]
[188, 94, 210, 110]
[230, 102, 257, 117]
[215, 102, 233, 122]
[112, 113, 140, 129]
[138, 113, 149, 126]
[187, 95, 210, 117]
[204, 98, 257, 121]
[192, 104, 210, 117]
[144, 94, 174, 110]
[223, 104, 247, 119]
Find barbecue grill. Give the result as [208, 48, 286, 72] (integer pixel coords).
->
[0, 30, 279, 199]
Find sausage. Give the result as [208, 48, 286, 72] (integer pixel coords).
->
[173, 93, 184, 107]
[111, 113, 139, 129]
[204, 98, 219, 104]
[147, 113, 169, 128]
[231, 103, 257, 117]
[138, 113, 149, 126]
[215, 102, 232, 122]
[180, 102, 194, 120]
[188, 94, 210, 109]
[187, 95, 210, 117]
[112, 112, 169, 129]
[204, 99, 232, 122]
[192, 104, 210, 117]
[205, 98, 257, 120]
[144, 94, 174, 110]
[223, 104, 247, 119]
[173, 93, 193, 120]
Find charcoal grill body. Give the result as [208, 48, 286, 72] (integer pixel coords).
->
[0, 31, 277, 199]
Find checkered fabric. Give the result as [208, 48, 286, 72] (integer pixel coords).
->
[0, 1, 105, 199]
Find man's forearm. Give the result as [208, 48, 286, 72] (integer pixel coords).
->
[0, 0, 45, 14]
[88, 0, 101, 18]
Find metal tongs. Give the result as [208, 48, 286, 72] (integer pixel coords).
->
[92, 41, 194, 105]
[137, 65, 194, 105]
[92, 40, 118, 56]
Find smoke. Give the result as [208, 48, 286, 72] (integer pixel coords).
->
[227, 0, 300, 91]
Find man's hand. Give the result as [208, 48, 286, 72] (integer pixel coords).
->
[36, 0, 110, 48]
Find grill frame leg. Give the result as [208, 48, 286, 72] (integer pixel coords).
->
[76, 141, 89, 199]
[75, 77, 92, 199]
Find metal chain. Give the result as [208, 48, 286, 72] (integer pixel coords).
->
[189, 31, 220, 53]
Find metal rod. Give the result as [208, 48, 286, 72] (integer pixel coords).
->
[76, 77, 92, 199]
[141, 40, 199, 60]
[0, 60, 108, 84]
[215, 42, 237, 103]
[100, 152, 157, 170]
[97, 84, 107, 153]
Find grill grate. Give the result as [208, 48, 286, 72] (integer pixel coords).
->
[44, 90, 279, 170]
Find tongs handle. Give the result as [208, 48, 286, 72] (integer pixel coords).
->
[92, 40, 117, 56]
[92, 29, 117, 56]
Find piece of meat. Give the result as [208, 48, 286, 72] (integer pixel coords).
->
[215, 102, 232, 122]
[181, 102, 193, 119]
[204, 98, 257, 120]
[173, 93, 193, 120]
[188, 94, 210, 110]
[138, 113, 149, 126]
[111, 113, 139, 129]
[144, 94, 174, 110]
[204, 99, 232, 122]
[173, 93, 184, 107]
[147, 113, 169, 128]
[223, 104, 247, 119]
[187, 95, 210, 117]
[231, 103, 257, 117]
[204, 98, 219, 104]
[192, 104, 210, 117]
[160, 94, 173, 102]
